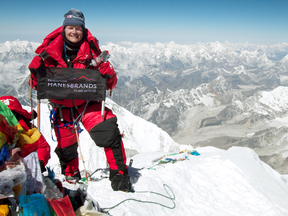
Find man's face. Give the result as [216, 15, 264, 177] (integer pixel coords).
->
[64, 25, 83, 43]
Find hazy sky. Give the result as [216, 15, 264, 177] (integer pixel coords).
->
[1, 0, 288, 45]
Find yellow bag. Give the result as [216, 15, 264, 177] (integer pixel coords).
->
[17, 128, 41, 148]
[0, 204, 9, 216]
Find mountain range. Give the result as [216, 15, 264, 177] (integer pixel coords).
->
[1, 39, 288, 174]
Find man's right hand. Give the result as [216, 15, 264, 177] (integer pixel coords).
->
[98, 61, 115, 77]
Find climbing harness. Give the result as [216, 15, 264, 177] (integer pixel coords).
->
[48, 100, 89, 141]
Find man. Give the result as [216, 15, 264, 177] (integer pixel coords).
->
[0, 96, 51, 172]
[28, 9, 131, 192]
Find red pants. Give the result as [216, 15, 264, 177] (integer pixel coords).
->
[53, 101, 127, 178]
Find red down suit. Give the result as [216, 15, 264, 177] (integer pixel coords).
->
[28, 26, 127, 178]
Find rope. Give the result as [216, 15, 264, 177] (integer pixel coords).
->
[101, 184, 176, 213]
[71, 100, 90, 182]
[70, 100, 90, 133]
[75, 128, 90, 183]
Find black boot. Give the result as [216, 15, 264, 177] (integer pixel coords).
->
[111, 172, 132, 192]
[39, 160, 46, 173]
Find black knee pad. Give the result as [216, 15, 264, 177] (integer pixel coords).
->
[90, 117, 122, 148]
[55, 142, 78, 163]
[55, 142, 78, 174]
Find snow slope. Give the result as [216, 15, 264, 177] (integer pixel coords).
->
[29, 98, 288, 216]
[89, 147, 288, 216]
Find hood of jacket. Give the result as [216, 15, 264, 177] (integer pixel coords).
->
[35, 26, 101, 68]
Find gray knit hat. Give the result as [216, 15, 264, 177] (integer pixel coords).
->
[63, 8, 85, 29]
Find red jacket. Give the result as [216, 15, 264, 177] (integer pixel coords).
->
[28, 26, 117, 107]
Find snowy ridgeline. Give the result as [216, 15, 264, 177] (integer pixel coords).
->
[3, 40, 288, 83]
[24, 98, 288, 215]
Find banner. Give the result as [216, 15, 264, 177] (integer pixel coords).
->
[37, 67, 107, 101]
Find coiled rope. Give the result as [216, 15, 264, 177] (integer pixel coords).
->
[101, 184, 176, 214]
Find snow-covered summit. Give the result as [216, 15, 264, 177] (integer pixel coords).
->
[28, 97, 288, 216]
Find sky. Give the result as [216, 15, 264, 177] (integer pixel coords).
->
[15, 98, 288, 215]
[1, 0, 288, 45]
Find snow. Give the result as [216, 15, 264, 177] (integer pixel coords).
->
[29, 98, 288, 216]
[259, 86, 288, 112]
[198, 94, 215, 106]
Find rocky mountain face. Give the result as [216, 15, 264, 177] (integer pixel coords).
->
[0, 40, 39, 105]
[2, 40, 288, 174]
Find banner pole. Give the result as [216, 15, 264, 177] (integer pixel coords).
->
[29, 72, 35, 128]
[101, 77, 107, 120]
[37, 99, 40, 132]
[101, 100, 105, 120]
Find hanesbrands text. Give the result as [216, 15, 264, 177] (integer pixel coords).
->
[47, 82, 97, 89]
